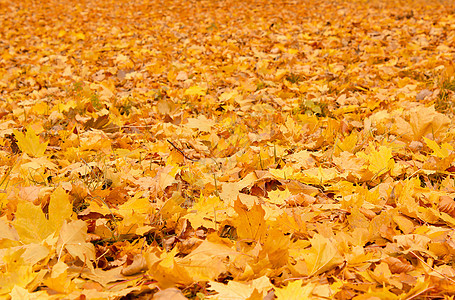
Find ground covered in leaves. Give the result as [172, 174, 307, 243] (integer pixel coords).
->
[1, 0, 455, 298]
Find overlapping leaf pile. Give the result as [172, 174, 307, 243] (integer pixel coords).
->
[1, 0, 455, 298]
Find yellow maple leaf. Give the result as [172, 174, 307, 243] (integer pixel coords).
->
[301, 234, 344, 276]
[358, 145, 394, 177]
[260, 228, 291, 268]
[0, 249, 36, 295]
[13, 186, 73, 245]
[185, 115, 215, 132]
[233, 199, 267, 243]
[32, 101, 48, 115]
[409, 105, 450, 140]
[57, 220, 95, 262]
[208, 276, 273, 299]
[274, 280, 314, 300]
[185, 195, 227, 229]
[334, 131, 358, 155]
[219, 90, 239, 102]
[179, 240, 238, 282]
[49, 186, 73, 231]
[369, 262, 393, 285]
[423, 137, 453, 159]
[117, 192, 150, 228]
[268, 188, 291, 205]
[269, 166, 296, 180]
[158, 165, 180, 191]
[74, 32, 85, 40]
[13, 126, 48, 157]
[147, 247, 193, 289]
[13, 201, 55, 244]
[297, 166, 339, 185]
[44, 260, 75, 294]
[184, 85, 207, 97]
[394, 178, 420, 217]
[159, 192, 186, 221]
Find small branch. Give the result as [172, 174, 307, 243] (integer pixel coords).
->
[167, 139, 197, 162]
[410, 250, 455, 284]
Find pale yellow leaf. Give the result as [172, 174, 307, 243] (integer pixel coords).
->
[57, 220, 95, 262]
[13, 127, 48, 157]
[13, 202, 54, 244]
[49, 186, 73, 231]
[274, 280, 314, 300]
[184, 85, 207, 97]
[185, 115, 215, 132]
[302, 234, 344, 276]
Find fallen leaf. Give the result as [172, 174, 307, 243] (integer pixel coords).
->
[233, 199, 267, 243]
[57, 220, 96, 262]
[13, 126, 48, 157]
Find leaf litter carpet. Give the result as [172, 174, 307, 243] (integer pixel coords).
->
[1, 0, 455, 298]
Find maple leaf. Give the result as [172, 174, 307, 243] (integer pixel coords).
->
[179, 240, 239, 282]
[423, 137, 453, 159]
[268, 187, 291, 205]
[117, 192, 151, 230]
[233, 199, 267, 243]
[219, 90, 239, 102]
[0, 249, 35, 295]
[184, 85, 207, 97]
[409, 105, 450, 140]
[13, 186, 73, 245]
[357, 145, 395, 177]
[258, 228, 290, 268]
[57, 220, 96, 262]
[146, 247, 193, 289]
[13, 126, 48, 157]
[274, 280, 314, 299]
[13, 201, 55, 244]
[44, 260, 75, 293]
[49, 186, 73, 230]
[300, 234, 344, 276]
[208, 276, 273, 299]
[3, 0, 455, 298]
[185, 115, 215, 132]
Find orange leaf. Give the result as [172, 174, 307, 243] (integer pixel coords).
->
[233, 199, 267, 243]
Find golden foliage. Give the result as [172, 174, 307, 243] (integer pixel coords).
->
[1, 0, 455, 298]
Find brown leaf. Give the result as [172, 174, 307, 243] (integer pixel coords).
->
[383, 256, 414, 273]
[83, 115, 118, 133]
[105, 187, 129, 207]
[439, 195, 455, 217]
[416, 89, 432, 101]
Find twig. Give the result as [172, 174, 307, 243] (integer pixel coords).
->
[410, 250, 455, 284]
[167, 139, 197, 162]
[405, 285, 434, 300]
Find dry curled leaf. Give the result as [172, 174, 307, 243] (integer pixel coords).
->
[121, 254, 147, 276]
[360, 207, 376, 220]
[285, 193, 316, 206]
[383, 257, 414, 274]
[438, 196, 455, 217]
